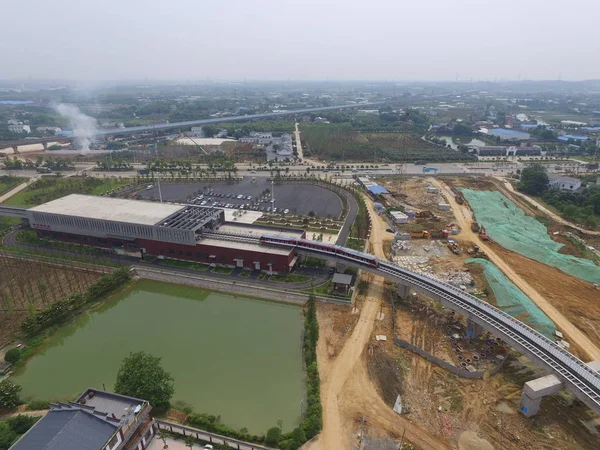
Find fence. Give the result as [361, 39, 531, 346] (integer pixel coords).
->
[393, 337, 505, 379]
[155, 420, 270, 450]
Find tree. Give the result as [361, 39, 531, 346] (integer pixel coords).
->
[202, 125, 217, 138]
[184, 435, 195, 449]
[0, 422, 17, 450]
[0, 380, 21, 409]
[518, 164, 549, 195]
[4, 348, 20, 364]
[290, 427, 307, 449]
[266, 426, 282, 446]
[584, 215, 598, 229]
[114, 351, 174, 411]
[157, 429, 170, 449]
[7, 415, 37, 434]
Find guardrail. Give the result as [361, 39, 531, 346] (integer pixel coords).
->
[155, 420, 271, 450]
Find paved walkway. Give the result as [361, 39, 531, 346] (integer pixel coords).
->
[0, 177, 38, 203]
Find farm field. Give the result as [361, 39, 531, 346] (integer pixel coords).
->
[3, 176, 133, 207]
[300, 125, 476, 162]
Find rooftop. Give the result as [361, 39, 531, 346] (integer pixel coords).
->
[218, 223, 305, 239]
[200, 237, 292, 256]
[332, 273, 353, 285]
[76, 388, 144, 427]
[30, 194, 183, 226]
[11, 409, 117, 450]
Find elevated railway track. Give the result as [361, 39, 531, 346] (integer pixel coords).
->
[213, 231, 600, 414]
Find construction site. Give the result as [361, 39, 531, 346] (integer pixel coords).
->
[307, 175, 600, 450]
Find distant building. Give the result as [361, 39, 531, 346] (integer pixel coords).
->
[480, 128, 530, 141]
[557, 134, 589, 142]
[508, 145, 541, 156]
[476, 146, 507, 156]
[332, 273, 353, 295]
[560, 120, 588, 126]
[549, 176, 582, 191]
[190, 126, 204, 136]
[275, 133, 293, 157]
[11, 388, 155, 450]
[79, 104, 120, 114]
[240, 131, 273, 145]
[36, 126, 62, 134]
[8, 124, 31, 134]
[313, 117, 330, 123]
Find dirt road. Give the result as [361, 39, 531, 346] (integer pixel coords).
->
[429, 177, 600, 361]
[306, 196, 451, 449]
[500, 178, 600, 236]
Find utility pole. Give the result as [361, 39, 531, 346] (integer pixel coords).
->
[271, 179, 275, 211]
[157, 173, 163, 203]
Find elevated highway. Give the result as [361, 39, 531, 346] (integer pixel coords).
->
[0, 102, 383, 148]
[213, 232, 600, 415]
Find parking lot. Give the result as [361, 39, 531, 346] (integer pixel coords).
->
[137, 177, 344, 218]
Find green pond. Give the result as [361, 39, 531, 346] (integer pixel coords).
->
[12, 280, 305, 433]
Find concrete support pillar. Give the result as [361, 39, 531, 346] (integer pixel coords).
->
[396, 284, 411, 300]
[520, 374, 562, 417]
[519, 361, 600, 417]
[335, 262, 347, 273]
[466, 318, 484, 338]
[42, 142, 48, 150]
[12, 145, 19, 155]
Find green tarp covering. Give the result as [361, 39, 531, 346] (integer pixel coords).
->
[461, 189, 600, 284]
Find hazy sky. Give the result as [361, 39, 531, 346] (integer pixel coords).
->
[2, 0, 599, 81]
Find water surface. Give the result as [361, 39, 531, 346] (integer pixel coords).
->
[12, 280, 305, 433]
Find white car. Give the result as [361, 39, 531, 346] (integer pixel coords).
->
[284, 209, 290, 214]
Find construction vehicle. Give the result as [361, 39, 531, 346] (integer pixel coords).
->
[430, 229, 450, 239]
[447, 241, 461, 255]
[455, 192, 465, 205]
[415, 210, 441, 223]
[479, 225, 490, 241]
[471, 221, 480, 233]
[467, 245, 487, 259]
[410, 231, 430, 239]
[422, 167, 439, 174]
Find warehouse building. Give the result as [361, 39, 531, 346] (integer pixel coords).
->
[23, 194, 299, 273]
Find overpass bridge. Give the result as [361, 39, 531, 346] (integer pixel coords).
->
[0, 205, 28, 219]
[209, 231, 600, 416]
[0, 102, 384, 149]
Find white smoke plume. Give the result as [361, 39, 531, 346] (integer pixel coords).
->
[53, 103, 98, 153]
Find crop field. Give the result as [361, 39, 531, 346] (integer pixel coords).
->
[3, 176, 133, 207]
[301, 125, 476, 162]
[0, 251, 107, 345]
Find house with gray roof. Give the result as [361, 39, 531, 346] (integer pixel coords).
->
[549, 175, 582, 192]
[11, 389, 155, 450]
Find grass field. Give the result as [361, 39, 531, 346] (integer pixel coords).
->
[301, 125, 476, 162]
[3, 177, 133, 207]
[0, 176, 26, 195]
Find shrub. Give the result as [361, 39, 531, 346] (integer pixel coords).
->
[7, 415, 38, 434]
[0, 380, 21, 409]
[26, 400, 50, 411]
[4, 348, 20, 364]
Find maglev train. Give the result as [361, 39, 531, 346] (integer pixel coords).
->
[259, 234, 380, 267]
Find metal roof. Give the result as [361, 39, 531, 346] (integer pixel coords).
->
[200, 238, 292, 256]
[29, 194, 183, 226]
[11, 409, 117, 450]
[332, 273, 353, 285]
[367, 185, 390, 195]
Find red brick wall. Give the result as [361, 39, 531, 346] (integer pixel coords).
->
[137, 239, 294, 272]
[35, 230, 294, 272]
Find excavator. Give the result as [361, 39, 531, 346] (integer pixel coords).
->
[479, 225, 490, 241]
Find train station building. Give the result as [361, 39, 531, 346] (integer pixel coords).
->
[22, 194, 302, 273]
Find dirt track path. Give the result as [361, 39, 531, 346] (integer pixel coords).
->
[306, 196, 451, 449]
[429, 177, 600, 361]
[499, 178, 600, 236]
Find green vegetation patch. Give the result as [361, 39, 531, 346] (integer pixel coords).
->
[159, 259, 210, 271]
[269, 273, 311, 283]
[212, 266, 233, 275]
[301, 125, 475, 163]
[3, 176, 133, 207]
[0, 176, 26, 196]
